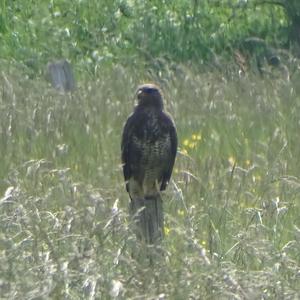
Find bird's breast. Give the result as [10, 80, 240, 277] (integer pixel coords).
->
[130, 111, 172, 175]
[132, 133, 171, 171]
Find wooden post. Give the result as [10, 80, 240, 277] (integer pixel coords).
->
[46, 59, 75, 92]
[130, 194, 164, 245]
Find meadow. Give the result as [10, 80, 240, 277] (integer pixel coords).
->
[1, 1, 300, 299]
[1, 58, 300, 299]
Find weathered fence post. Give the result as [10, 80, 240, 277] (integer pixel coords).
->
[130, 195, 164, 245]
[46, 59, 76, 92]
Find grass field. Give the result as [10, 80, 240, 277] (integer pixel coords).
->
[1, 60, 300, 299]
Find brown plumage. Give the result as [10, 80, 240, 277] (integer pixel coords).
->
[122, 83, 177, 200]
[121, 83, 177, 243]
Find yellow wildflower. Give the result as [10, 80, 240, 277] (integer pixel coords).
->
[183, 139, 189, 146]
[245, 160, 251, 167]
[192, 134, 202, 141]
[228, 156, 236, 166]
[164, 226, 170, 236]
[188, 142, 197, 149]
[177, 209, 185, 216]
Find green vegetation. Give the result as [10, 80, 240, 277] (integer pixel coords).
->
[1, 0, 300, 299]
[0, 0, 292, 74]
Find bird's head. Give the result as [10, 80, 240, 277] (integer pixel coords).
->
[136, 83, 164, 110]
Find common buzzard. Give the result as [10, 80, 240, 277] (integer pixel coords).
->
[121, 83, 177, 242]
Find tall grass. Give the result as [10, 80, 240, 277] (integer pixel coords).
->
[1, 59, 300, 298]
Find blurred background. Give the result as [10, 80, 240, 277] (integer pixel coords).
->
[1, 1, 300, 299]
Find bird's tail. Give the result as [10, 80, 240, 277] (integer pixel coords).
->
[130, 193, 164, 244]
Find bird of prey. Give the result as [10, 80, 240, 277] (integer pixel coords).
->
[121, 83, 177, 243]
